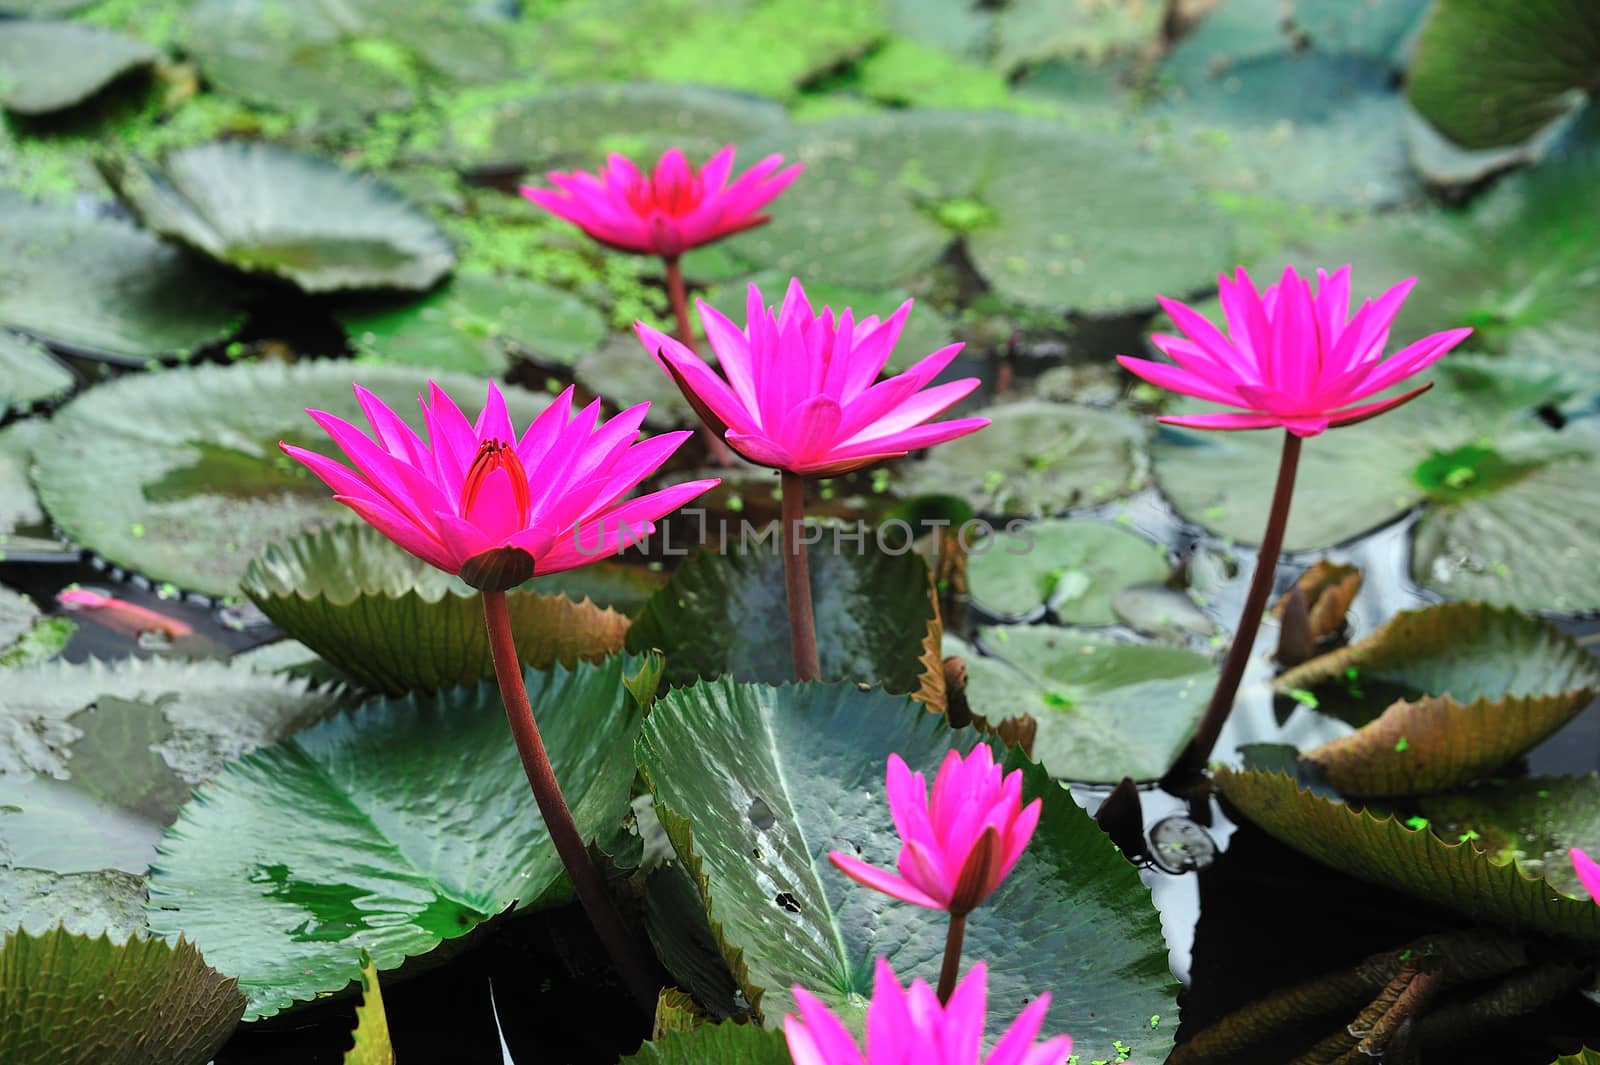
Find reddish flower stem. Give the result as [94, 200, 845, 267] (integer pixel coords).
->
[481, 590, 659, 1014]
[781, 470, 822, 682]
[664, 255, 736, 468]
[1172, 431, 1302, 779]
[936, 912, 968, 1004]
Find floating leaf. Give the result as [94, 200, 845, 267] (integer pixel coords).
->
[1408, 0, 1600, 149]
[620, 1021, 791, 1065]
[338, 270, 606, 373]
[638, 678, 1177, 1061]
[242, 524, 631, 695]
[0, 867, 146, 940]
[0, 422, 47, 552]
[0, 927, 244, 1065]
[990, 0, 1163, 70]
[32, 361, 547, 597]
[102, 143, 456, 293]
[0, 20, 159, 115]
[1281, 604, 1600, 796]
[1420, 775, 1600, 899]
[966, 518, 1169, 623]
[0, 332, 71, 415]
[1214, 768, 1600, 944]
[897, 401, 1148, 517]
[954, 627, 1215, 783]
[739, 112, 1228, 312]
[627, 539, 939, 696]
[0, 194, 245, 365]
[1164, 0, 1427, 82]
[344, 956, 395, 1065]
[148, 656, 643, 1018]
[0, 585, 38, 650]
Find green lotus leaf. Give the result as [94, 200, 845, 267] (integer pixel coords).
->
[147, 656, 644, 1018]
[1164, 0, 1427, 83]
[101, 142, 456, 293]
[0, 194, 245, 365]
[990, 0, 1163, 70]
[0, 332, 71, 416]
[1214, 768, 1600, 944]
[620, 1021, 791, 1065]
[966, 518, 1169, 623]
[0, 20, 159, 115]
[1420, 775, 1600, 900]
[242, 524, 632, 695]
[952, 627, 1215, 783]
[0, 927, 245, 1065]
[31, 361, 548, 597]
[1408, 0, 1600, 149]
[638, 677, 1177, 1061]
[738, 111, 1229, 313]
[897, 400, 1148, 517]
[627, 538, 939, 696]
[338, 270, 606, 373]
[1280, 603, 1600, 796]
[0, 584, 38, 650]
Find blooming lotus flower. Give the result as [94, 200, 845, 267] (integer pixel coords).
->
[520, 146, 802, 259]
[280, 381, 717, 590]
[635, 279, 990, 476]
[1118, 265, 1473, 437]
[785, 959, 1071, 1065]
[830, 747, 1040, 916]
[1572, 848, 1600, 901]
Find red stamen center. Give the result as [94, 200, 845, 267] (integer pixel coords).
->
[462, 439, 531, 524]
[623, 167, 703, 217]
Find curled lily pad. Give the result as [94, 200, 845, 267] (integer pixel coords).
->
[242, 524, 631, 695]
[638, 678, 1177, 1061]
[0, 195, 246, 365]
[1420, 775, 1600, 900]
[739, 112, 1228, 313]
[338, 270, 606, 374]
[0, 332, 71, 415]
[896, 400, 1148, 517]
[954, 627, 1216, 783]
[628, 539, 940, 697]
[966, 518, 1169, 623]
[1278, 603, 1600, 796]
[0, 20, 159, 116]
[147, 656, 645, 1019]
[1408, 0, 1600, 149]
[1214, 767, 1600, 944]
[101, 142, 456, 293]
[0, 927, 245, 1065]
[31, 361, 546, 597]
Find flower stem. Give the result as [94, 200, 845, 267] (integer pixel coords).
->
[781, 470, 822, 682]
[1171, 431, 1302, 780]
[481, 589, 659, 1014]
[936, 912, 968, 1004]
[663, 255, 735, 468]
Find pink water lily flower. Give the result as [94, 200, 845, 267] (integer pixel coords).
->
[831, 747, 1040, 916]
[1118, 265, 1473, 437]
[635, 279, 990, 476]
[520, 146, 802, 259]
[1572, 848, 1600, 901]
[280, 381, 717, 590]
[785, 959, 1071, 1065]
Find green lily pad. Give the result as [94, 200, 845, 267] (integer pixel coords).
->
[242, 523, 632, 695]
[0, 585, 38, 650]
[621, 1022, 791, 1065]
[338, 270, 606, 373]
[0, 194, 245, 365]
[102, 142, 455, 293]
[627, 539, 938, 696]
[1555, 1051, 1600, 1065]
[1278, 603, 1600, 796]
[896, 400, 1148, 517]
[1408, 0, 1600, 150]
[966, 518, 1170, 623]
[533, 560, 667, 618]
[1420, 775, 1600, 899]
[0, 20, 158, 116]
[739, 111, 1228, 313]
[0, 421, 61, 560]
[991, 0, 1163, 70]
[1150, 357, 1600, 599]
[0, 927, 245, 1065]
[1214, 767, 1600, 944]
[638, 678, 1177, 1061]
[1165, 0, 1427, 83]
[851, 39, 1018, 110]
[575, 334, 699, 429]
[147, 655, 645, 1019]
[31, 361, 546, 598]
[0, 332, 71, 415]
[953, 627, 1216, 783]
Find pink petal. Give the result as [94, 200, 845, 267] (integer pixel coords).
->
[1115, 355, 1246, 408]
[1572, 848, 1600, 902]
[635, 321, 756, 434]
[1156, 411, 1285, 431]
[787, 986, 865, 1065]
[1324, 382, 1434, 429]
[828, 851, 943, 909]
[335, 494, 456, 572]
